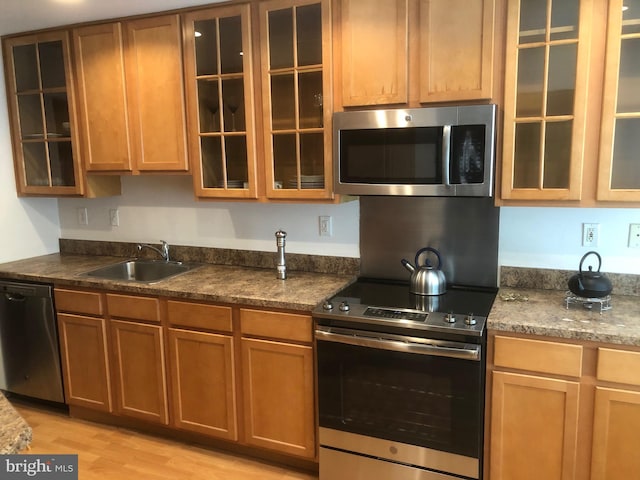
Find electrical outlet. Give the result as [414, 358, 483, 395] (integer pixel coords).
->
[629, 224, 640, 248]
[582, 223, 599, 247]
[319, 216, 333, 237]
[77, 207, 88, 226]
[109, 209, 119, 227]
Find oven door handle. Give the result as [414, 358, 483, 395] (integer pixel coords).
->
[315, 328, 480, 361]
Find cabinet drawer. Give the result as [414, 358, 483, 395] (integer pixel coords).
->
[240, 309, 312, 343]
[493, 336, 583, 377]
[167, 300, 232, 332]
[597, 348, 640, 386]
[106, 293, 159, 323]
[55, 288, 103, 316]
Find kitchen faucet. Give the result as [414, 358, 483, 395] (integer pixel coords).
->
[137, 240, 170, 262]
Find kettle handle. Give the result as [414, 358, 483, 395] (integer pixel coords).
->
[579, 251, 602, 274]
[415, 247, 442, 269]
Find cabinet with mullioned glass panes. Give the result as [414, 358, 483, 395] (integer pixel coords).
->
[596, 0, 640, 201]
[183, 4, 258, 198]
[259, 0, 333, 200]
[501, 0, 591, 201]
[3, 31, 83, 195]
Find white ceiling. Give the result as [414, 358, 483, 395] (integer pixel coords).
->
[0, 0, 225, 36]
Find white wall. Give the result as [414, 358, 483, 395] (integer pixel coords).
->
[499, 207, 640, 274]
[58, 176, 360, 257]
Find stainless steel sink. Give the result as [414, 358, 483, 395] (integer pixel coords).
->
[83, 260, 200, 283]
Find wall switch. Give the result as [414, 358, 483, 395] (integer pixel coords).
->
[582, 223, 599, 247]
[77, 207, 88, 226]
[319, 215, 333, 237]
[109, 209, 119, 227]
[629, 224, 640, 248]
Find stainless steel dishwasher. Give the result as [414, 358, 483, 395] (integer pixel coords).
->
[0, 279, 64, 403]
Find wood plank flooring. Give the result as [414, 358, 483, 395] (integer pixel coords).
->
[12, 402, 318, 480]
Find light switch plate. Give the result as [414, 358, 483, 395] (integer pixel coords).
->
[629, 224, 640, 248]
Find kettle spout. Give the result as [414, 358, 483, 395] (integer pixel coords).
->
[401, 259, 415, 274]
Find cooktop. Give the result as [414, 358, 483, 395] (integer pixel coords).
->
[312, 278, 498, 338]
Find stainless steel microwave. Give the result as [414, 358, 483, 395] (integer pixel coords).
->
[333, 104, 497, 197]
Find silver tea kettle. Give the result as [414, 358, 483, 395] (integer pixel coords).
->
[401, 247, 447, 296]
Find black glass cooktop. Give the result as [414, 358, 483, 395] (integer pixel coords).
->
[313, 278, 498, 338]
[335, 278, 498, 318]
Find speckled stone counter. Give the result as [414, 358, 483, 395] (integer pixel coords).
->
[0, 253, 355, 311]
[0, 393, 32, 454]
[491, 266, 640, 347]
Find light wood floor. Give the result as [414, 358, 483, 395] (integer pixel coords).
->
[13, 402, 318, 480]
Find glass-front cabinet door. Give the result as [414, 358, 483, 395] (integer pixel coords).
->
[4, 31, 82, 195]
[501, 0, 591, 200]
[597, 0, 640, 201]
[183, 5, 257, 198]
[260, 0, 333, 200]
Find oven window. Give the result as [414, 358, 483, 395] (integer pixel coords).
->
[317, 340, 483, 458]
[339, 127, 443, 184]
[449, 124, 486, 184]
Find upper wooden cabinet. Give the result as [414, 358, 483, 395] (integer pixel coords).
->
[337, 0, 495, 107]
[501, 0, 591, 201]
[182, 4, 258, 198]
[259, 0, 334, 200]
[596, 0, 640, 202]
[73, 14, 188, 174]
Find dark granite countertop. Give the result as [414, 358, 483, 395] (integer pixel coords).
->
[489, 288, 640, 347]
[0, 393, 31, 454]
[0, 253, 355, 312]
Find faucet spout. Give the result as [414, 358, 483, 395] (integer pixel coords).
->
[137, 240, 170, 262]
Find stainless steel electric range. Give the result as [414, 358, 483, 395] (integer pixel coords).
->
[313, 278, 496, 480]
[313, 196, 501, 480]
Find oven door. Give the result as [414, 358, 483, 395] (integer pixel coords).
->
[316, 325, 485, 479]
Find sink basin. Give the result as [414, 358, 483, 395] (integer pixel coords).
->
[83, 260, 199, 283]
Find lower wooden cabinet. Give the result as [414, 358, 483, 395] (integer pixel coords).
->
[490, 371, 580, 480]
[57, 313, 112, 412]
[489, 334, 640, 480]
[591, 388, 640, 480]
[110, 319, 168, 424]
[55, 287, 317, 462]
[241, 337, 315, 458]
[168, 328, 237, 440]
[55, 288, 112, 412]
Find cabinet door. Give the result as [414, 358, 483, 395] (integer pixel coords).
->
[241, 337, 315, 458]
[73, 23, 132, 172]
[168, 328, 237, 440]
[596, 0, 640, 201]
[260, 0, 333, 200]
[3, 31, 83, 195]
[124, 15, 188, 172]
[501, 0, 591, 200]
[57, 313, 112, 412]
[183, 5, 258, 199]
[418, 0, 494, 102]
[111, 320, 168, 424]
[339, 0, 408, 106]
[490, 371, 580, 480]
[591, 387, 640, 480]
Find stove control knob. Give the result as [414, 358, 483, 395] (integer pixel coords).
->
[465, 314, 477, 326]
[339, 301, 350, 312]
[322, 301, 334, 311]
[444, 313, 456, 323]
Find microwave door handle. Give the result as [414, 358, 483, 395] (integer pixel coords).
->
[442, 125, 452, 187]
